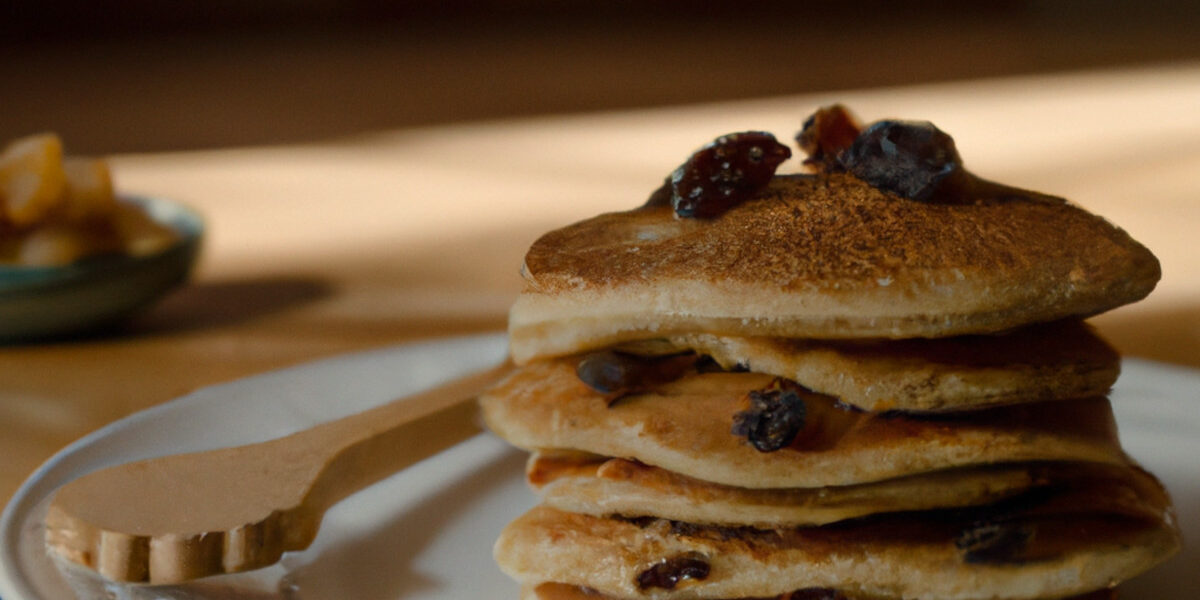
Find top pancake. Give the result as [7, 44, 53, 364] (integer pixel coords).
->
[510, 173, 1159, 363]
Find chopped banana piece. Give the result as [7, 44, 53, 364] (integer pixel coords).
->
[62, 157, 116, 221]
[17, 224, 121, 267]
[18, 227, 88, 266]
[0, 134, 67, 227]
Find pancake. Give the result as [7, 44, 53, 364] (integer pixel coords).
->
[654, 319, 1119, 412]
[480, 358, 1125, 488]
[509, 173, 1159, 363]
[528, 453, 1156, 529]
[521, 582, 1120, 600]
[495, 489, 1178, 600]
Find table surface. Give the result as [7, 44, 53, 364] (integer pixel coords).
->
[2, 63, 1198, 504]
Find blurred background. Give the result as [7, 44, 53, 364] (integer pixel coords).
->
[3, 0, 1200, 153]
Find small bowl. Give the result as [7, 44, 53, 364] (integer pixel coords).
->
[0, 196, 203, 342]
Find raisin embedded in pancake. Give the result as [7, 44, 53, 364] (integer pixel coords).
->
[509, 173, 1159, 363]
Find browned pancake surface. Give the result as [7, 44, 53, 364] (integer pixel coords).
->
[510, 173, 1159, 362]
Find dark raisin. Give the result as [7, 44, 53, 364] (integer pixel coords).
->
[636, 553, 710, 590]
[731, 379, 808, 452]
[839, 119, 966, 203]
[576, 350, 698, 405]
[670, 131, 791, 218]
[796, 104, 862, 172]
[955, 519, 1035, 564]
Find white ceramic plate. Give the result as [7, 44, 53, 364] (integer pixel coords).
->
[0, 195, 203, 343]
[1, 334, 1197, 599]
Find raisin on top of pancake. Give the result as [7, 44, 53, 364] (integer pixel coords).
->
[666, 131, 791, 219]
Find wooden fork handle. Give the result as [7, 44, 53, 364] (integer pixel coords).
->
[299, 360, 514, 511]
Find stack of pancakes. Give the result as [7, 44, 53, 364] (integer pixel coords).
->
[480, 115, 1179, 600]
